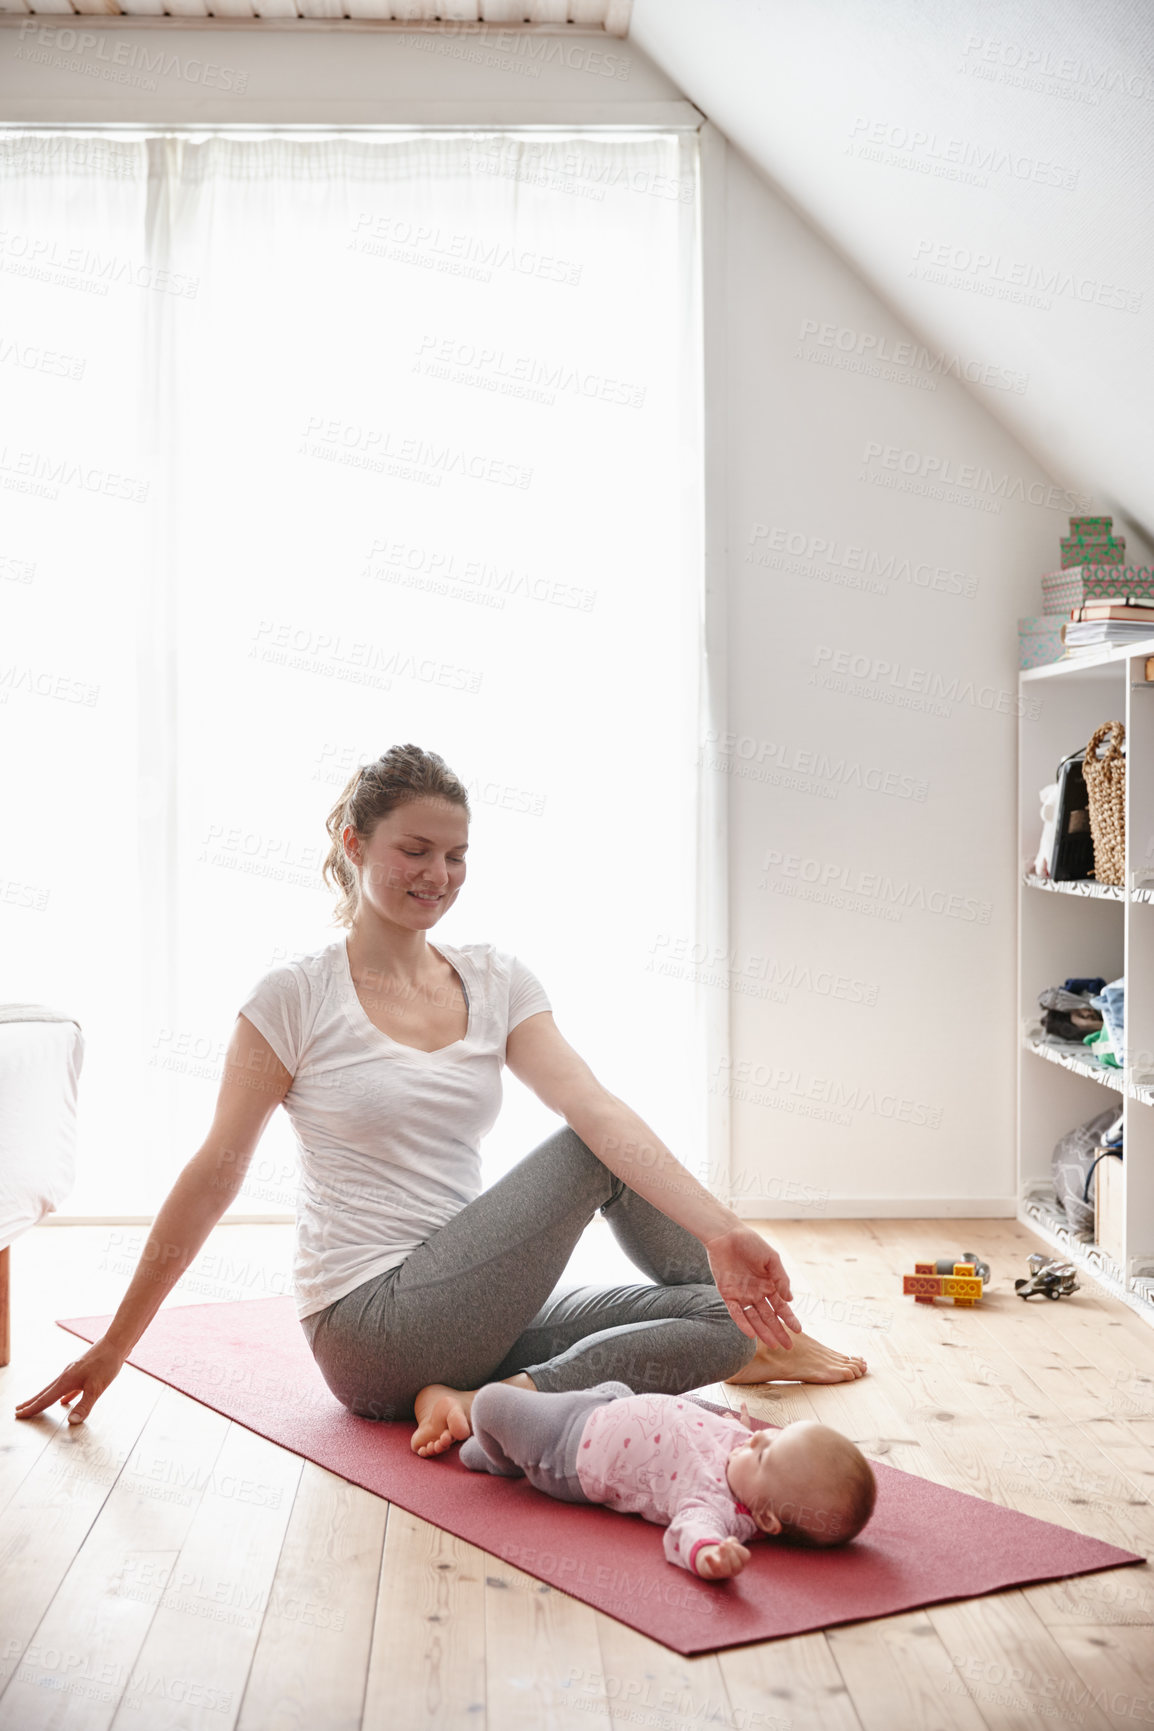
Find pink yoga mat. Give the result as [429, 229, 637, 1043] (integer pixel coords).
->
[56, 1298, 1144, 1656]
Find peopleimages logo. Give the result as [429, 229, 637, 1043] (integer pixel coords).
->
[811, 642, 1040, 721]
[959, 33, 1154, 103]
[0, 228, 199, 300]
[848, 116, 1079, 188]
[859, 441, 1092, 512]
[911, 239, 1142, 313]
[797, 319, 1027, 395]
[349, 212, 582, 289]
[760, 846, 992, 927]
[402, 26, 632, 83]
[464, 138, 693, 202]
[0, 444, 149, 503]
[17, 21, 249, 91]
[700, 727, 929, 804]
[747, 521, 979, 597]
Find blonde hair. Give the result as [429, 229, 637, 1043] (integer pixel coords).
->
[321, 744, 470, 929]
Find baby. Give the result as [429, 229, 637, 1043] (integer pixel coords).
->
[459, 1379, 876, 1579]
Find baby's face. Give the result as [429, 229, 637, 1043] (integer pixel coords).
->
[725, 1419, 841, 1537]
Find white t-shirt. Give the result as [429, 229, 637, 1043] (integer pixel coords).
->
[236, 936, 552, 1320]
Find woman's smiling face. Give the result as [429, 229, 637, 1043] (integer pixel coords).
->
[346, 797, 469, 930]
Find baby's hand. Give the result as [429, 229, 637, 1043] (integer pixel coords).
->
[695, 1538, 750, 1580]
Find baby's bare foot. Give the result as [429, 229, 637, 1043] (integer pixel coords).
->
[726, 1331, 867, 1385]
[412, 1383, 475, 1457]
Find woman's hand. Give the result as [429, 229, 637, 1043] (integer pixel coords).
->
[704, 1224, 801, 1351]
[14, 1338, 127, 1426]
[695, 1538, 751, 1580]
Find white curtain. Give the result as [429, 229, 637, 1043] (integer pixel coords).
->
[1, 128, 711, 1220]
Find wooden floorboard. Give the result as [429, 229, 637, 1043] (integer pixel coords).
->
[0, 1217, 1151, 1730]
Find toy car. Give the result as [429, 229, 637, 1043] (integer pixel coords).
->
[1014, 1254, 1080, 1300]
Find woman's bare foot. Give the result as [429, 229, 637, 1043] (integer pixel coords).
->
[411, 1384, 475, 1457]
[411, 1371, 536, 1457]
[725, 1330, 867, 1385]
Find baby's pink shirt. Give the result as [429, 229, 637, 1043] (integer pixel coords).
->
[575, 1392, 761, 1576]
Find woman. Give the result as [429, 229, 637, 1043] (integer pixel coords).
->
[15, 745, 864, 1451]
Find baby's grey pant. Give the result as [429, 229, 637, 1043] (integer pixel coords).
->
[298, 1125, 757, 1420]
[460, 1379, 635, 1502]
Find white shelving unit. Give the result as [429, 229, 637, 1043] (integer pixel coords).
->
[1018, 635, 1154, 1324]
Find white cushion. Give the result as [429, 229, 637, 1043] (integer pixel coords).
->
[0, 1008, 83, 1248]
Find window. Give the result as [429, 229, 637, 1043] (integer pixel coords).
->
[0, 128, 711, 1215]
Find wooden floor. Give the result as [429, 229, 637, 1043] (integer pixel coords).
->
[1, 1215, 1153, 1731]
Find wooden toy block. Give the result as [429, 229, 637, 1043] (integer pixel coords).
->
[902, 1262, 983, 1306]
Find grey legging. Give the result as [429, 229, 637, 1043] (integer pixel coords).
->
[298, 1125, 757, 1420]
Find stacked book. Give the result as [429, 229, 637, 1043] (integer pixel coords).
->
[1062, 597, 1154, 656]
[1058, 592, 1154, 650]
[1019, 515, 1154, 667]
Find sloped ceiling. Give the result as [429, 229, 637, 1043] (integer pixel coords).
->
[629, 0, 1154, 548]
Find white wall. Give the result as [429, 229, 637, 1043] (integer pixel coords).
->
[710, 132, 1151, 1215]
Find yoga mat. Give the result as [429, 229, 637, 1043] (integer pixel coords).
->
[55, 1299, 1144, 1656]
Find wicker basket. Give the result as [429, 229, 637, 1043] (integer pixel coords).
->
[1083, 720, 1126, 885]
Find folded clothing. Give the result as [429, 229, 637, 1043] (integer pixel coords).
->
[1038, 978, 1105, 1042]
[1083, 1027, 1121, 1069]
[1090, 978, 1125, 1063]
[1052, 1105, 1124, 1236]
[1038, 978, 1106, 1013]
